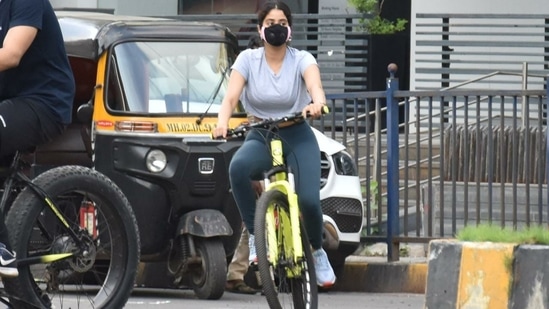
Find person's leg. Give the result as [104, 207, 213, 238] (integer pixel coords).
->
[0, 98, 64, 158]
[228, 131, 271, 235]
[280, 123, 323, 249]
[280, 123, 336, 287]
[227, 225, 250, 282]
[225, 226, 258, 294]
[0, 98, 64, 277]
[226, 178, 263, 280]
[226, 179, 264, 294]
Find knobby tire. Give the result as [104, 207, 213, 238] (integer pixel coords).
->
[3, 165, 140, 309]
[254, 190, 318, 309]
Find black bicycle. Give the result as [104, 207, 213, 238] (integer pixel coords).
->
[0, 151, 140, 308]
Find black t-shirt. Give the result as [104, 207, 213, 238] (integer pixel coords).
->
[0, 0, 75, 124]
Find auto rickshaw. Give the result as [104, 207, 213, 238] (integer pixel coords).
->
[34, 10, 365, 300]
[32, 10, 248, 300]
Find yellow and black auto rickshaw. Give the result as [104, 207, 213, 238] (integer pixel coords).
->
[35, 10, 249, 300]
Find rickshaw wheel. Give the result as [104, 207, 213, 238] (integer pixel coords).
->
[189, 238, 227, 300]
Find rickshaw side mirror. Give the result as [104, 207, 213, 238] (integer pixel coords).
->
[77, 101, 94, 124]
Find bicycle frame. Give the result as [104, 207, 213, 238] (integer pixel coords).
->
[263, 138, 304, 276]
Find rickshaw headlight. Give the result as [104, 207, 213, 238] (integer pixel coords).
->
[146, 149, 167, 173]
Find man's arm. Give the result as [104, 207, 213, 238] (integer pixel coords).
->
[0, 25, 38, 72]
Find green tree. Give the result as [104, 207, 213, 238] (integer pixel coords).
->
[348, 0, 408, 34]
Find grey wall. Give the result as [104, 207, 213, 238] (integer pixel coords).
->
[113, 0, 177, 16]
[53, 0, 308, 16]
[52, 0, 177, 15]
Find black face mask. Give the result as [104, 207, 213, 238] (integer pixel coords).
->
[262, 24, 290, 47]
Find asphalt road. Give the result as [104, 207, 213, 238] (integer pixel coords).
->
[125, 288, 425, 308]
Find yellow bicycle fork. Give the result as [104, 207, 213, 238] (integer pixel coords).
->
[263, 138, 304, 277]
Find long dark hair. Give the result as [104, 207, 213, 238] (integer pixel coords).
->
[247, 34, 263, 49]
[256, 1, 292, 27]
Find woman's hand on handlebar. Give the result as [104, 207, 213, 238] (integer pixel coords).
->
[212, 123, 228, 139]
[302, 101, 327, 119]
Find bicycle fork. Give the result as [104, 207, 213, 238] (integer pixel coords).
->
[263, 139, 304, 274]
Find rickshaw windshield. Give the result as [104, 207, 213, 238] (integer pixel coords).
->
[109, 41, 235, 114]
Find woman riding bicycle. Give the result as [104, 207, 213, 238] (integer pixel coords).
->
[213, 0, 336, 288]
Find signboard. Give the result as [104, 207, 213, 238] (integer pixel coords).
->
[318, 0, 357, 92]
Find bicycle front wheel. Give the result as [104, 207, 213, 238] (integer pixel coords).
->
[3, 165, 140, 309]
[254, 190, 318, 309]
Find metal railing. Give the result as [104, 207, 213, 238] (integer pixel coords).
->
[312, 70, 549, 262]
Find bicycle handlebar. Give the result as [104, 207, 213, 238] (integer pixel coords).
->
[213, 105, 329, 140]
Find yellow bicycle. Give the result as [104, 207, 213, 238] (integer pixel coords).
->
[225, 107, 328, 309]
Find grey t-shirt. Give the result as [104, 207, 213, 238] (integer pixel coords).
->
[232, 46, 317, 119]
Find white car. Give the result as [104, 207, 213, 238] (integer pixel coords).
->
[314, 128, 365, 276]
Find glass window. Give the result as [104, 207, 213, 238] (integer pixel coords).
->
[108, 41, 237, 115]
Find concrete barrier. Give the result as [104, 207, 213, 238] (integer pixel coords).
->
[424, 240, 549, 309]
[510, 245, 549, 308]
[334, 256, 427, 294]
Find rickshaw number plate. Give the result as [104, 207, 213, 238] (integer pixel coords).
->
[198, 158, 215, 174]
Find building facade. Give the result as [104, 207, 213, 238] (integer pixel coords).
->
[50, 0, 313, 16]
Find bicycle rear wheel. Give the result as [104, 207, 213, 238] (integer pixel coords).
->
[255, 190, 318, 309]
[3, 165, 140, 309]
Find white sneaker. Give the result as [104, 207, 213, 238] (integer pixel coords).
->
[0, 242, 18, 278]
[312, 248, 336, 287]
[248, 234, 257, 264]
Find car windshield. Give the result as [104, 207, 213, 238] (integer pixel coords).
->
[108, 41, 235, 114]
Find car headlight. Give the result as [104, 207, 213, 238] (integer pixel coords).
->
[332, 151, 358, 176]
[145, 149, 167, 173]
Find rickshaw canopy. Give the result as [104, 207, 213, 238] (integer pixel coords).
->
[55, 10, 240, 113]
[56, 10, 239, 60]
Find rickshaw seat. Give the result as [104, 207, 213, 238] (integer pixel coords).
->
[34, 123, 92, 167]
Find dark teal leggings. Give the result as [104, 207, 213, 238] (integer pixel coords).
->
[228, 121, 323, 249]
